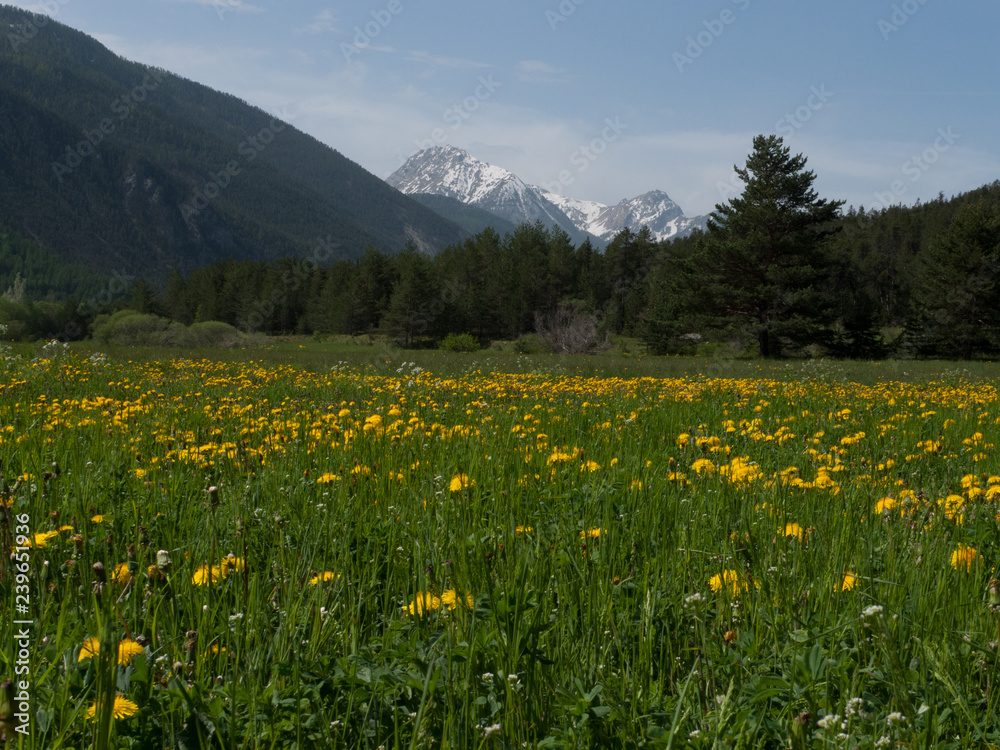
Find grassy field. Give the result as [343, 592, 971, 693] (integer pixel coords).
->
[2, 341, 1000, 748]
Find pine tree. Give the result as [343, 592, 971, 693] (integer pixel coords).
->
[699, 135, 844, 357]
[908, 201, 1000, 358]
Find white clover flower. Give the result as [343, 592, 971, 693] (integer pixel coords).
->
[817, 714, 841, 730]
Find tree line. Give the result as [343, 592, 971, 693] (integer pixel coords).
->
[5, 136, 1000, 359]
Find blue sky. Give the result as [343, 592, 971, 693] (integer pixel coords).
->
[8, 0, 1000, 216]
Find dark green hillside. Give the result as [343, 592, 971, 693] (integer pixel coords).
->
[0, 5, 467, 289]
[408, 193, 520, 237]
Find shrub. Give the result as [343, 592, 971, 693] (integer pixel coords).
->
[439, 333, 480, 352]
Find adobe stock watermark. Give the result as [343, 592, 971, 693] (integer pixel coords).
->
[541, 117, 628, 195]
[414, 75, 501, 151]
[546, 0, 586, 31]
[674, 0, 751, 73]
[51, 71, 164, 183]
[869, 127, 959, 212]
[6, 0, 71, 51]
[341, 0, 403, 64]
[878, 0, 931, 40]
[775, 85, 833, 137]
[179, 119, 286, 221]
[214, 0, 246, 21]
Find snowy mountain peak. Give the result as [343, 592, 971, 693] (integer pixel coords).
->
[388, 147, 706, 245]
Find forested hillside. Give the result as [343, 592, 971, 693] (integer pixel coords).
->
[0, 6, 467, 285]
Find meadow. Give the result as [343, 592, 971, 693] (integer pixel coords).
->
[2, 342, 1000, 748]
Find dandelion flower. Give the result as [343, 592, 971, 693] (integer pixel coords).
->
[782, 523, 805, 541]
[78, 637, 100, 661]
[112, 563, 133, 586]
[449, 474, 473, 492]
[709, 570, 750, 596]
[580, 528, 603, 539]
[118, 639, 144, 666]
[950, 543, 981, 572]
[403, 592, 441, 616]
[309, 572, 339, 584]
[86, 695, 139, 721]
[191, 564, 223, 586]
[440, 590, 474, 610]
[837, 572, 858, 592]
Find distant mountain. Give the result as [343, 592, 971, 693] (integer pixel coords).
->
[0, 6, 467, 290]
[387, 146, 707, 246]
[387, 146, 590, 244]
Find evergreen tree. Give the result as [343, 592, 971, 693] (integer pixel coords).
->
[907, 201, 1000, 358]
[381, 245, 436, 346]
[698, 135, 844, 357]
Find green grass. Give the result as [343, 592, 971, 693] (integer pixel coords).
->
[1, 343, 1000, 748]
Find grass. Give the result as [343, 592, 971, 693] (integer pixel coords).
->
[1, 340, 999, 748]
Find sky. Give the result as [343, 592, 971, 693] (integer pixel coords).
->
[7, 0, 1000, 216]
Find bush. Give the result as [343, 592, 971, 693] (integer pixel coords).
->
[92, 310, 242, 347]
[439, 333, 480, 352]
[534, 306, 610, 355]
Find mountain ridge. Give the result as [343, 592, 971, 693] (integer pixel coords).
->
[387, 146, 708, 245]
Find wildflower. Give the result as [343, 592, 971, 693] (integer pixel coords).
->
[316, 472, 341, 483]
[440, 590, 474, 609]
[118, 639, 144, 666]
[580, 460, 601, 472]
[403, 593, 441, 615]
[691, 458, 716, 474]
[580, 528, 603, 539]
[887, 712, 906, 727]
[220, 555, 244, 576]
[27, 530, 60, 549]
[112, 563, 133, 586]
[78, 637, 100, 661]
[514, 525, 533, 535]
[709, 570, 750, 596]
[782, 523, 805, 541]
[950, 543, 981, 572]
[449, 474, 473, 492]
[86, 695, 139, 721]
[862, 604, 884, 619]
[837, 572, 858, 592]
[817, 714, 841, 730]
[191, 564, 224, 586]
[309, 572, 339, 584]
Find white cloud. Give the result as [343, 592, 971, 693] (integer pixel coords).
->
[403, 51, 490, 69]
[297, 9, 337, 34]
[516, 60, 570, 84]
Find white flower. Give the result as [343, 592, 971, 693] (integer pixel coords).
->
[862, 604, 884, 619]
[887, 711, 906, 727]
[846, 697, 864, 715]
[482, 723, 502, 738]
[817, 714, 841, 730]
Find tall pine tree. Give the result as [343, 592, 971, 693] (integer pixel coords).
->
[699, 135, 844, 357]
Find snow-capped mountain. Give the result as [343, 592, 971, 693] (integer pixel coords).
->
[387, 146, 588, 243]
[387, 146, 707, 246]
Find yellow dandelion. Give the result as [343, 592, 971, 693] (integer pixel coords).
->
[580, 460, 601, 472]
[220, 555, 244, 576]
[317, 472, 341, 483]
[449, 474, 473, 492]
[691, 458, 716, 474]
[836, 572, 858, 592]
[514, 525, 533, 535]
[28, 530, 60, 549]
[782, 523, 805, 541]
[950, 543, 981, 572]
[112, 563, 133, 586]
[709, 570, 750, 596]
[78, 637, 100, 661]
[118, 639, 144, 666]
[580, 528, 603, 539]
[191, 564, 224, 586]
[440, 590, 474, 610]
[403, 592, 441, 616]
[309, 572, 339, 584]
[86, 695, 139, 721]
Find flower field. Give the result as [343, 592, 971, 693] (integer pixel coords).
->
[2, 352, 1000, 748]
